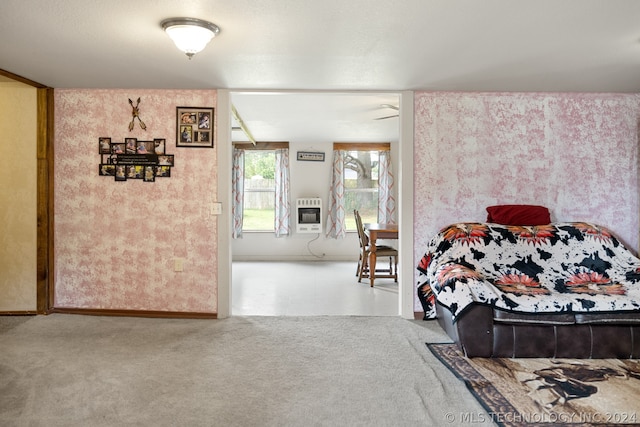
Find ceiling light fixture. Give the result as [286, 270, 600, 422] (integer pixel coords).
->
[161, 17, 220, 59]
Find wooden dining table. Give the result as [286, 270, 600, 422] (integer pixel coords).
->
[363, 222, 399, 286]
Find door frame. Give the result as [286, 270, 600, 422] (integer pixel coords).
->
[0, 69, 53, 314]
[36, 86, 55, 313]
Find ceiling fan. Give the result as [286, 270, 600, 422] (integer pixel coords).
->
[374, 104, 399, 120]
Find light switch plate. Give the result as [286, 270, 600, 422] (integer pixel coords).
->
[211, 202, 222, 215]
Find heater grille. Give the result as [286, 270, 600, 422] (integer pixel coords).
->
[296, 198, 321, 208]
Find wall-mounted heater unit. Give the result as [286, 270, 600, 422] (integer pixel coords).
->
[296, 198, 322, 233]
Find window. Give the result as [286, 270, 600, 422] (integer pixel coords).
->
[325, 142, 394, 239]
[232, 142, 290, 237]
[344, 150, 380, 230]
[243, 150, 275, 231]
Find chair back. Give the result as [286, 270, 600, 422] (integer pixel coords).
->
[354, 209, 369, 248]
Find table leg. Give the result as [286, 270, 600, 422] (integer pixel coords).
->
[369, 233, 377, 287]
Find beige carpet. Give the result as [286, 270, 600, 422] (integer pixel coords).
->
[1, 314, 493, 427]
[428, 343, 640, 427]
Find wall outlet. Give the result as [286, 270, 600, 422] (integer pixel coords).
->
[174, 258, 184, 272]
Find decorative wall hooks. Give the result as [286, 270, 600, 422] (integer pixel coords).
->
[128, 97, 147, 131]
[98, 137, 174, 182]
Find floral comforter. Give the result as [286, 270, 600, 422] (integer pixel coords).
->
[417, 222, 640, 321]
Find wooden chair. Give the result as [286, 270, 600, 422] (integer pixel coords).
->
[354, 210, 398, 285]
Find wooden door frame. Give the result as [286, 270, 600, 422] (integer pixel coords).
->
[36, 87, 54, 313]
[1, 69, 53, 314]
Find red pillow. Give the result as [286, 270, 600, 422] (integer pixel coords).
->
[486, 204, 551, 226]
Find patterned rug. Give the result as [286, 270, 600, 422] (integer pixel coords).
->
[428, 343, 640, 426]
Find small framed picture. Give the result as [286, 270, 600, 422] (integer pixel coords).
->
[179, 125, 192, 143]
[127, 165, 144, 179]
[297, 151, 325, 162]
[158, 155, 174, 166]
[99, 164, 115, 176]
[176, 106, 214, 148]
[99, 137, 112, 154]
[114, 165, 127, 181]
[153, 138, 166, 155]
[156, 165, 171, 177]
[194, 131, 210, 143]
[135, 141, 154, 155]
[111, 143, 125, 155]
[125, 138, 137, 154]
[143, 166, 156, 182]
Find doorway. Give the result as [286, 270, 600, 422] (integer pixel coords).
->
[0, 72, 52, 314]
[217, 90, 414, 318]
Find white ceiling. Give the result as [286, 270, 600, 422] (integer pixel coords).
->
[230, 91, 400, 144]
[2, 0, 640, 143]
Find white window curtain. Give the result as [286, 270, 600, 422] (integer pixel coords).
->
[326, 149, 346, 239]
[231, 148, 244, 239]
[274, 148, 291, 237]
[377, 150, 397, 224]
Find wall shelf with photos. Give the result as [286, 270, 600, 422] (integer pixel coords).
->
[98, 137, 174, 182]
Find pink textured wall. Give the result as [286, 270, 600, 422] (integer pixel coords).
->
[54, 89, 218, 313]
[413, 92, 640, 310]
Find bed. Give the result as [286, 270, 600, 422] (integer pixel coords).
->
[417, 206, 640, 358]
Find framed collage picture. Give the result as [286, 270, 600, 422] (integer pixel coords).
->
[176, 106, 214, 148]
[98, 137, 174, 182]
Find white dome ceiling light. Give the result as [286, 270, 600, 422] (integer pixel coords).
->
[161, 17, 220, 60]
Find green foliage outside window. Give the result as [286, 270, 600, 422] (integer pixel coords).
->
[244, 151, 275, 179]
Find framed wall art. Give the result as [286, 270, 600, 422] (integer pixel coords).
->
[297, 151, 325, 162]
[176, 106, 214, 148]
[97, 137, 174, 183]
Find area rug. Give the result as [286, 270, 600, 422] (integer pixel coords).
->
[428, 343, 640, 426]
